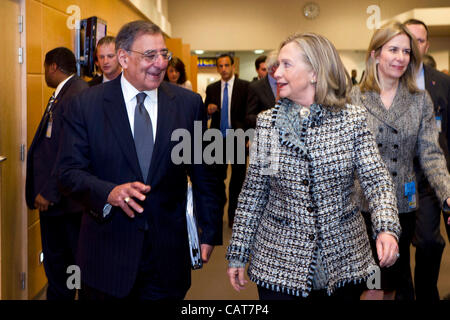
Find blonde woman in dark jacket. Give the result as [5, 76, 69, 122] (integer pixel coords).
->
[226, 33, 401, 300]
[350, 21, 450, 300]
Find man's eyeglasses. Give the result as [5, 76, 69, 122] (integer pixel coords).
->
[127, 49, 172, 63]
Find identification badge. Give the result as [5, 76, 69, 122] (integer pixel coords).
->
[436, 116, 442, 133]
[405, 181, 416, 209]
[408, 194, 417, 209]
[46, 113, 53, 138]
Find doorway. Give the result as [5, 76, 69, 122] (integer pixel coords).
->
[0, 0, 27, 300]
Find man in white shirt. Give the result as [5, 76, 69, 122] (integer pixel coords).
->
[205, 54, 250, 228]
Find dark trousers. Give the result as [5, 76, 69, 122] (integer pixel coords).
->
[39, 211, 81, 300]
[216, 136, 248, 227]
[79, 227, 188, 300]
[257, 284, 363, 301]
[412, 192, 445, 301]
[362, 211, 415, 300]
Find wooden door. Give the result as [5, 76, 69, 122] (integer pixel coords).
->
[0, 0, 27, 299]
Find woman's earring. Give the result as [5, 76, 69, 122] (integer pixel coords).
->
[310, 79, 317, 84]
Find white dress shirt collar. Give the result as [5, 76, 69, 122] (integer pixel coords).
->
[416, 63, 425, 91]
[54, 74, 74, 98]
[121, 73, 158, 140]
[221, 75, 235, 88]
[121, 73, 157, 105]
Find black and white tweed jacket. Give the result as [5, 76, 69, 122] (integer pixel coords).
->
[226, 100, 401, 297]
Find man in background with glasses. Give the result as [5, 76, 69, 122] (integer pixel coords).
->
[57, 20, 222, 300]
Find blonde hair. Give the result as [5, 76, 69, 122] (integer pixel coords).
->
[280, 33, 351, 109]
[360, 21, 421, 94]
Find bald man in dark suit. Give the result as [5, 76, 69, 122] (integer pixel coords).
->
[26, 47, 88, 300]
[405, 19, 450, 301]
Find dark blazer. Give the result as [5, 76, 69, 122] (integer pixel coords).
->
[205, 77, 249, 131]
[87, 75, 103, 87]
[416, 66, 450, 193]
[245, 76, 275, 129]
[57, 76, 222, 298]
[25, 75, 88, 215]
[424, 66, 450, 160]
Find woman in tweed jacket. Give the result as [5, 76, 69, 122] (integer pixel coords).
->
[350, 22, 450, 300]
[226, 33, 401, 300]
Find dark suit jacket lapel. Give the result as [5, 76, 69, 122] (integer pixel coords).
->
[424, 66, 438, 104]
[29, 76, 76, 152]
[231, 78, 240, 114]
[263, 76, 275, 105]
[147, 82, 176, 186]
[54, 75, 76, 104]
[103, 76, 143, 181]
[210, 81, 222, 130]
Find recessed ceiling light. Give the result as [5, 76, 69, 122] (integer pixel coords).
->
[194, 50, 205, 54]
[254, 49, 265, 54]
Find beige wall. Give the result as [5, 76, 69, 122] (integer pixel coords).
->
[168, 0, 450, 51]
[429, 37, 450, 71]
[128, 0, 171, 35]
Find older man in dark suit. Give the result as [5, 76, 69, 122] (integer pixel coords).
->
[205, 54, 249, 228]
[405, 19, 450, 301]
[26, 47, 88, 299]
[57, 21, 222, 300]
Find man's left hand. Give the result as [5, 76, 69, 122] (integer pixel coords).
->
[201, 244, 214, 263]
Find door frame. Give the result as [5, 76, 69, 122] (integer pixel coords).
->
[0, 0, 27, 300]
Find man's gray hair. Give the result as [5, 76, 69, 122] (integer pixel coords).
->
[115, 20, 162, 51]
[266, 50, 279, 71]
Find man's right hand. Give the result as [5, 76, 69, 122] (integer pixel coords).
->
[207, 103, 218, 115]
[107, 182, 151, 218]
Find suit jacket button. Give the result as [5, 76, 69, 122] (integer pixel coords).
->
[303, 179, 309, 186]
[309, 234, 315, 241]
[377, 143, 383, 148]
[307, 207, 314, 213]
[393, 144, 399, 149]
[392, 172, 397, 177]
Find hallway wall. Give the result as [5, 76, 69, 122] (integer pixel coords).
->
[169, 0, 450, 51]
